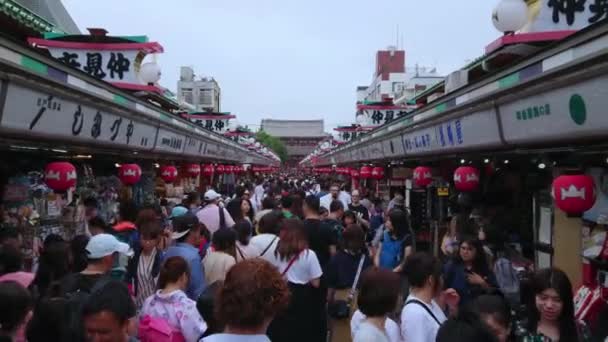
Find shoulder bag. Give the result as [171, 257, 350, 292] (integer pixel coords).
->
[329, 254, 365, 319]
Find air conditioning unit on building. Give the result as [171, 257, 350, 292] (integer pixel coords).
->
[445, 70, 469, 93]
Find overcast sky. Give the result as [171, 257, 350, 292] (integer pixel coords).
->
[62, 0, 498, 131]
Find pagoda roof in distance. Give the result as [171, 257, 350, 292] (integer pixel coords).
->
[260, 119, 329, 138]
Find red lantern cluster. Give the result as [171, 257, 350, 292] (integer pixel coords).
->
[552, 174, 596, 215]
[335, 167, 351, 175]
[216, 165, 226, 174]
[253, 166, 273, 173]
[233, 165, 243, 174]
[360, 166, 372, 179]
[371, 167, 385, 180]
[413, 166, 433, 187]
[312, 167, 332, 174]
[44, 162, 77, 191]
[454, 166, 480, 192]
[350, 168, 360, 179]
[119, 164, 142, 185]
[160, 166, 178, 183]
[224, 165, 234, 174]
[186, 164, 201, 178]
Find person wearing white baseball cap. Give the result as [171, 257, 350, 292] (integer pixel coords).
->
[58, 234, 133, 296]
[197, 190, 235, 236]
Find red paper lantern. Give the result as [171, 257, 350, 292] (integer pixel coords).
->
[186, 164, 201, 178]
[225, 165, 235, 174]
[233, 165, 242, 174]
[202, 164, 214, 177]
[119, 164, 142, 185]
[454, 166, 480, 192]
[160, 166, 178, 183]
[413, 166, 433, 187]
[360, 166, 372, 179]
[371, 167, 385, 180]
[216, 165, 226, 174]
[552, 175, 596, 215]
[350, 168, 360, 179]
[44, 162, 77, 191]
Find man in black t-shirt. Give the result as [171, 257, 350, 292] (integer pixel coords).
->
[302, 195, 337, 270]
[348, 189, 370, 230]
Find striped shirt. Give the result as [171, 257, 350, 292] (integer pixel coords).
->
[136, 249, 158, 308]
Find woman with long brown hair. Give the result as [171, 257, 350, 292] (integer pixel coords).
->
[267, 218, 324, 342]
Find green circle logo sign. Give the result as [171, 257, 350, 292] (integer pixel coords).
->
[569, 94, 587, 125]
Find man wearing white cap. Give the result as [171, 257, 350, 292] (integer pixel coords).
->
[59, 233, 133, 295]
[196, 189, 235, 236]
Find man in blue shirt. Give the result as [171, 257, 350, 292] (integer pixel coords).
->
[163, 213, 206, 299]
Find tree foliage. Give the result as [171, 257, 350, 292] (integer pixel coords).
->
[256, 130, 288, 163]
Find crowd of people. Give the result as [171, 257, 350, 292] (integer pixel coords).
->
[0, 175, 599, 341]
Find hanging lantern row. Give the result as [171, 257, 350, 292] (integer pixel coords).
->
[360, 166, 372, 179]
[186, 164, 201, 178]
[313, 167, 332, 174]
[160, 165, 178, 183]
[252, 166, 274, 173]
[335, 167, 351, 175]
[371, 167, 385, 180]
[454, 166, 480, 192]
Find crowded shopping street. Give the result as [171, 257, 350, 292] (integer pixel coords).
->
[1, 0, 608, 341]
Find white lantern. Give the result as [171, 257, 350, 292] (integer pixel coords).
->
[255, 142, 261, 148]
[139, 62, 162, 84]
[356, 114, 366, 125]
[248, 137, 256, 144]
[492, 0, 528, 33]
[228, 120, 239, 132]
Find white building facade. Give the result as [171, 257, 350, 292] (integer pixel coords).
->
[177, 66, 221, 112]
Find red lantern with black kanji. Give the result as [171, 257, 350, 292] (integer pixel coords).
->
[44, 162, 77, 191]
[350, 168, 360, 179]
[225, 165, 235, 174]
[413, 166, 433, 187]
[552, 175, 596, 215]
[360, 166, 372, 179]
[119, 164, 142, 185]
[202, 164, 214, 177]
[371, 167, 385, 180]
[186, 164, 201, 178]
[160, 166, 178, 183]
[454, 166, 480, 192]
[216, 165, 226, 174]
[233, 165, 242, 174]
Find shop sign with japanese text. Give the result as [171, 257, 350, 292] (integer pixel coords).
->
[153, 128, 185, 154]
[401, 109, 501, 156]
[499, 73, 608, 144]
[51, 49, 140, 84]
[0, 83, 156, 150]
[356, 105, 410, 127]
[526, 0, 608, 32]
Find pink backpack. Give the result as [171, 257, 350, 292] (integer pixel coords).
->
[139, 315, 186, 342]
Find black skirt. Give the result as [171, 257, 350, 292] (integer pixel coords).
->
[267, 282, 327, 342]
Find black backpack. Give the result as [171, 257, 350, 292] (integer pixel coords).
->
[62, 274, 112, 342]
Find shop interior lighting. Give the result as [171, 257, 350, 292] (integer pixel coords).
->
[605, 157, 608, 164]
[73, 155, 92, 159]
[133, 151, 139, 155]
[503, 160, 510, 164]
[51, 148, 68, 153]
[154, 163, 160, 168]
[484, 159, 490, 164]
[538, 163, 546, 169]
[460, 159, 466, 164]
[115, 163, 121, 168]
[10, 145, 38, 151]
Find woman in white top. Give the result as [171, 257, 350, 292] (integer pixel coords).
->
[352, 267, 402, 342]
[266, 218, 324, 342]
[202, 228, 237, 285]
[351, 310, 401, 342]
[233, 221, 258, 262]
[401, 252, 459, 342]
[249, 211, 283, 262]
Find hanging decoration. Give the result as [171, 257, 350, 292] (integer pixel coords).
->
[413, 166, 434, 187]
[552, 175, 596, 215]
[216, 165, 226, 174]
[202, 164, 215, 177]
[350, 168, 360, 179]
[160, 166, 178, 183]
[44, 162, 77, 191]
[225, 165, 235, 174]
[119, 164, 142, 185]
[186, 164, 201, 178]
[454, 166, 480, 192]
[360, 166, 372, 179]
[371, 167, 385, 180]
